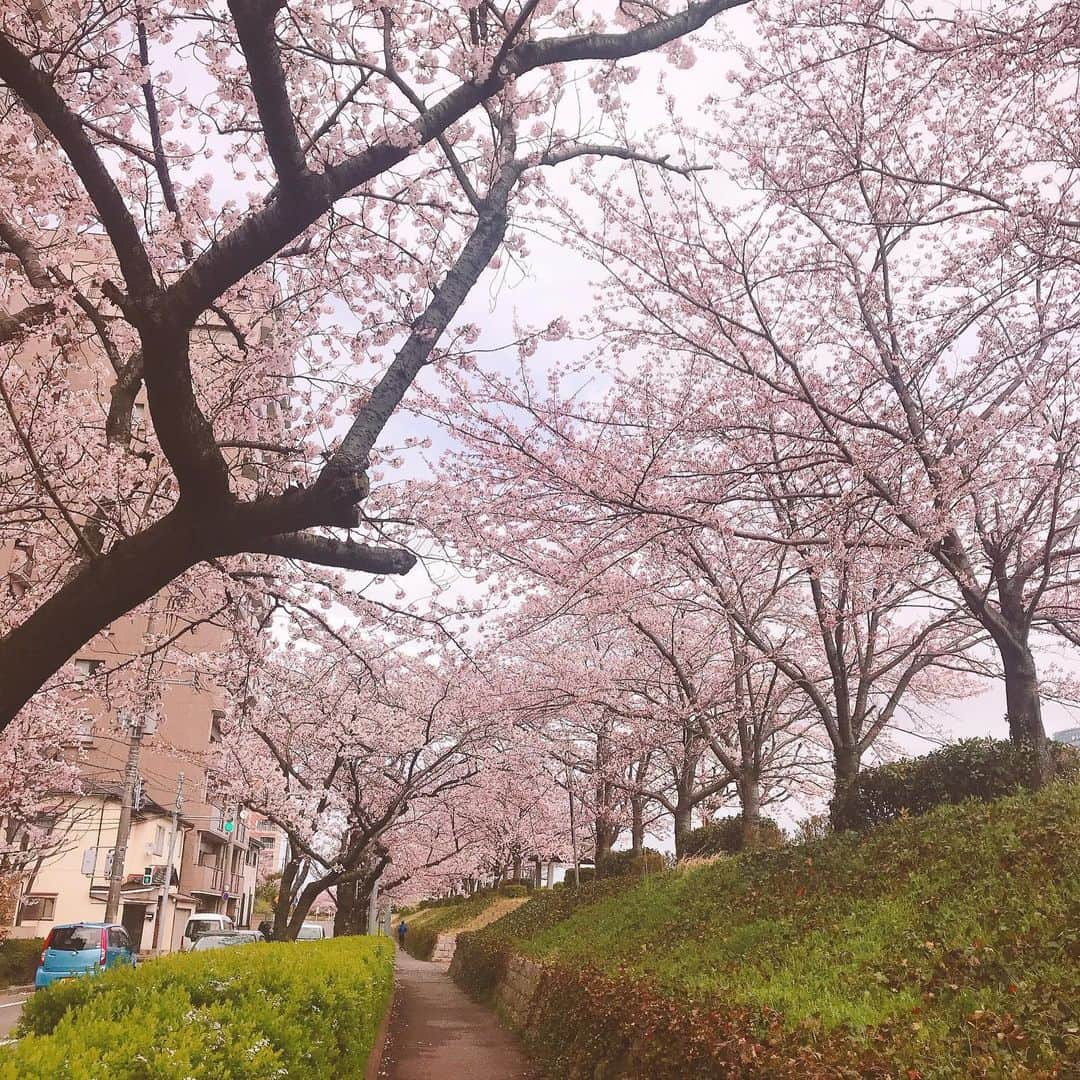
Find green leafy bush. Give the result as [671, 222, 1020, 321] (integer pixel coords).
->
[3, 936, 393, 1078]
[454, 782, 1080, 1077]
[596, 848, 666, 879]
[834, 737, 1080, 830]
[681, 815, 784, 858]
[499, 884, 530, 897]
[0, 938, 42, 988]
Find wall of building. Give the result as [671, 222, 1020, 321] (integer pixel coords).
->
[8, 796, 188, 951]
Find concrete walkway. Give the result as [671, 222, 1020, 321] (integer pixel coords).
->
[379, 949, 537, 1080]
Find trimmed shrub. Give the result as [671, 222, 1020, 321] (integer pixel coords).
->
[681, 815, 784, 858]
[596, 848, 666, 879]
[499, 883, 531, 897]
[834, 737, 1080, 830]
[0, 937, 42, 988]
[4, 936, 392, 1078]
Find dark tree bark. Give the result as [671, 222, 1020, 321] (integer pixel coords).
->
[0, 0, 745, 733]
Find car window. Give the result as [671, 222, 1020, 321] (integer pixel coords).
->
[49, 925, 99, 951]
[187, 919, 213, 939]
[115, 929, 132, 950]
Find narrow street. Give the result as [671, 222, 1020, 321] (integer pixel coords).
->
[380, 949, 535, 1080]
[0, 991, 27, 1041]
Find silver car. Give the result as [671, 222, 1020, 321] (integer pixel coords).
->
[190, 931, 263, 951]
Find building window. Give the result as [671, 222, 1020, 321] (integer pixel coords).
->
[73, 658, 103, 679]
[209, 711, 224, 744]
[153, 825, 166, 857]
[16, 895, 55, 923]
[63, 715, 95, 747]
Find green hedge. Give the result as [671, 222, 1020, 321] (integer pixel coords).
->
[595, 849, 666, 878]
[0, 938, 42, 988]
[3, 936, 393, 1078]
[682, 816, 784, 858]
[833, 737, 1080, 830]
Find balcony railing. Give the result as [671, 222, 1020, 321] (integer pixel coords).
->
[184, 862, 223, 894]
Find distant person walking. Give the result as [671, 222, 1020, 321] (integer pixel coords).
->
[397, 919, 407, 947]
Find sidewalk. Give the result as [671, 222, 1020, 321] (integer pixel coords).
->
[379, 948, 536, 1079]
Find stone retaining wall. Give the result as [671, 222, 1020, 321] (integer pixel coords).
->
[429, 933, 457, 963]
[494, 955, 545, 1028]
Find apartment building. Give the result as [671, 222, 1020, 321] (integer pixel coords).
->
[1, 257, 266, 949]
[3, 606, 264, 947]
[247, 815, 289, 883]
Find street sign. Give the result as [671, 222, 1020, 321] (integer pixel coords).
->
[222, 890, 230, 901]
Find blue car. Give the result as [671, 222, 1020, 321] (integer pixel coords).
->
[35, 922, 137, 989]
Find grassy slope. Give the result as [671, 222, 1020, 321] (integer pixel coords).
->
[401, 893, 505, 960]
[460, 783, 1080, 1072]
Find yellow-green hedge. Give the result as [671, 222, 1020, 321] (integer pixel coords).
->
[3, 936, 393, 1078]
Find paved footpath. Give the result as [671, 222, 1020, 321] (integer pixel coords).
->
[379, 948, 537, 1080]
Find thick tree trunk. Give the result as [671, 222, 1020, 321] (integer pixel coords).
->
[1000, 639, 1050, 785]
[630, 797, 645, 857]
[334, 881, 371, 936]
[594, 816, 618, 864]
[334, 879, 361, 936]
[673, 801, 693, 860]
[829, 744, 862, 831]
[738, 771, 762, 850]
[285, 876, 332, 940]
[272, 857, 301, 940]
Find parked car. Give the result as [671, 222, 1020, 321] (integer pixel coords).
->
[35, 922, 136, 989]
[180, 913, 234, 950]
[190, 931, 259, 952]
[296, 922, 326, 941]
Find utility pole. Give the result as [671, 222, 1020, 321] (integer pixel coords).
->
[222, 803, 238, 921]
[566, 762, 580, 888]
[104, 714, 145, 924]
[153, 773, 184, 954]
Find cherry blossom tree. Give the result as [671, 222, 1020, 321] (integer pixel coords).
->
[422, 343, 985, 828]
[0, 0, 745, 730]
[571, 0, 1080, 781]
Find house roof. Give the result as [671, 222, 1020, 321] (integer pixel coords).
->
[83, 782, 194, 828]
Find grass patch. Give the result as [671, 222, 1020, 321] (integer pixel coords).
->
[455, 782, 1080, 1077]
